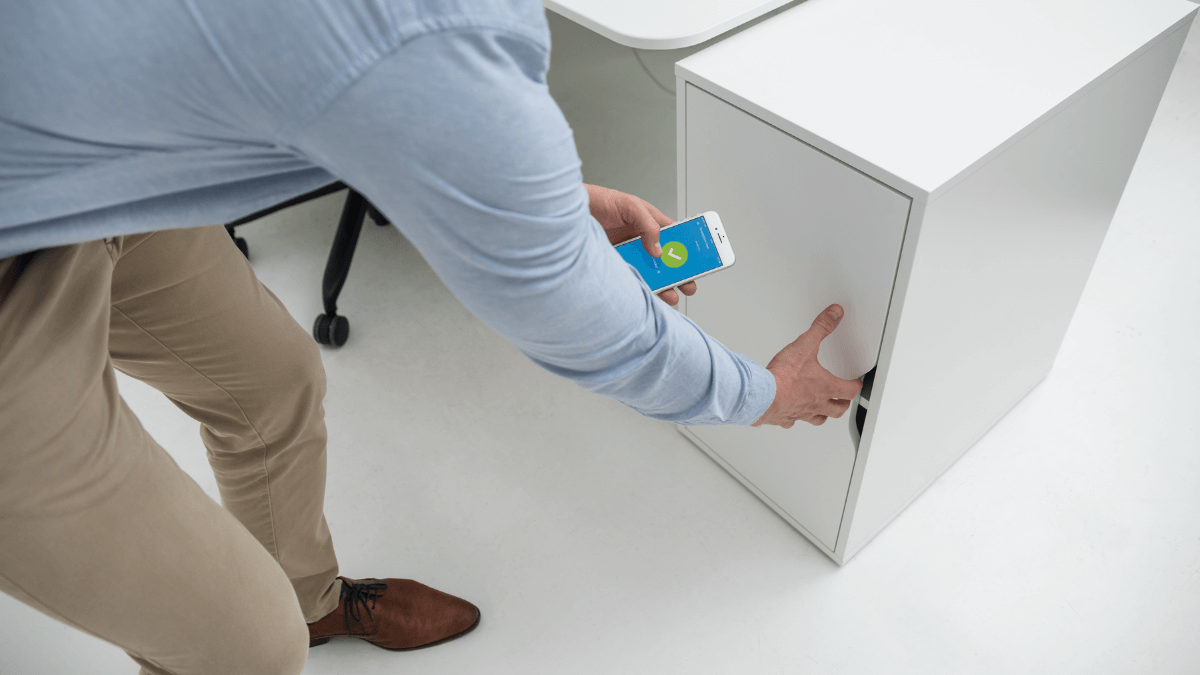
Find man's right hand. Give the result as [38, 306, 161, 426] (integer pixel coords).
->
[752, 304, 864, 429]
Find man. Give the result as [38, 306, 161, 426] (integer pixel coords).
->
[0, 1, 863, 673]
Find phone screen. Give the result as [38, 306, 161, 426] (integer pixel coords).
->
[615, 215, 723, 292]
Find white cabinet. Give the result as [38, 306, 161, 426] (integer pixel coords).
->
[682, 86, 910, 549]
[675, 0, 1196, 563]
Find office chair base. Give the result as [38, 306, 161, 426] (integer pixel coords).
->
[313, 313, 349, 347]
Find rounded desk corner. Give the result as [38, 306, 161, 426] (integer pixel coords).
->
[545, 3, 737, 50]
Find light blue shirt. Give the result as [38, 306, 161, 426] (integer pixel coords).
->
[0, 0, 775, 426]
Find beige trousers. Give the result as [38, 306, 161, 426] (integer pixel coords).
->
[0, 226, 341, 674]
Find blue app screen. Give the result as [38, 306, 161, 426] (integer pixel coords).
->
[615, 216, 722, 291]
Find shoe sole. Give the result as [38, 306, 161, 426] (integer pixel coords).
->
[309, 608, 481, 651]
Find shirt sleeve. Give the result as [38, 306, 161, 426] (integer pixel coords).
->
[290, 27, 775, 426]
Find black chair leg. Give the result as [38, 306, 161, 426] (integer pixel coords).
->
[224, 181, 351, 261]
[226, 224, 249, 258]
[367, 202, 390, 227]
[312, 191, 368, 347]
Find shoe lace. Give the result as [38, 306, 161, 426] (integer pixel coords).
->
[341, 579, 388, 634]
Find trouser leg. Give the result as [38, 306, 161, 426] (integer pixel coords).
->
[106, 226, 340, 622]
[0, 241, 308, 675]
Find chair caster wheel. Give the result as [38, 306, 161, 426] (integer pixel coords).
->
[313, 313, 349, 347]
[233, 236, 249, 258]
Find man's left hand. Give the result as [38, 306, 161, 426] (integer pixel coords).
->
[586, 184, 698, 307]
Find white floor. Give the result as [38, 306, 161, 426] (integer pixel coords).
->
[3, 16, 1199, 675]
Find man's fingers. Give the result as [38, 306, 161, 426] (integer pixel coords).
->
[806, 304, 845, 341]
[640, 213, 662, 256]
[824, 397, 853, 418]
[656, 281, 695, 306]
[836, 376, 864, 401]
[621, 200, 663, 256]
[631, 196, 674, 255]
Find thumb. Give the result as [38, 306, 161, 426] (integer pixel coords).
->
[805, 304, 845, 342]
[642, 219, 663, 257]
[634, 202, 664, 256]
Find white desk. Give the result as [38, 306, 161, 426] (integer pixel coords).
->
[545, 0, 797, 49]
[544, 1, 797, 216]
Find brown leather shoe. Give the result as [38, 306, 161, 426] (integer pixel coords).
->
[307, 576, 480, 651]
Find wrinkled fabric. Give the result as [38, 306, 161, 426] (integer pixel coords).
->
[0, 0, 774, 425]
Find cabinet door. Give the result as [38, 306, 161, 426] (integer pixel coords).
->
[682, 85, 910, 549]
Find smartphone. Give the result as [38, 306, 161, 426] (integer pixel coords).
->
[613, 211, 735, 294]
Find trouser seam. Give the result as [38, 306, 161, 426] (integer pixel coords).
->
[113, 230, 160, 261]
[108, 304, 282, 563]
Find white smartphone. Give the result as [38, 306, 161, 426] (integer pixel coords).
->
[613, 211, 735, 294]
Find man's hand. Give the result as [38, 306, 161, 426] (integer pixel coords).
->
[586, 184, 697, 307]
[753, 304, 864, 429]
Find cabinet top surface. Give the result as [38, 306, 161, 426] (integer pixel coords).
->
[677, 0, 1196, 197]
[543, 0, 794, 49]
